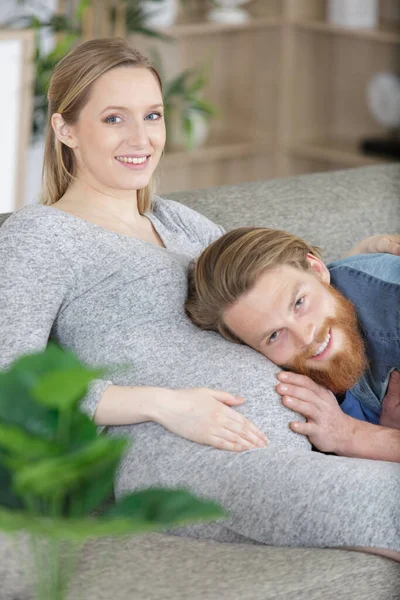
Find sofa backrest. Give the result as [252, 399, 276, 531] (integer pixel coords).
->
[168, 164, 400, 263]
[1, 164, 399, 263]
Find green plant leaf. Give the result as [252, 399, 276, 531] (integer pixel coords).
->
[47, 34, 79, 62]
[0, 423, 62, 466]
[75, 0, 91, 22]
[183, 114, 195, 150]
[68, 460, 117, 517]
[0, 489, 225, 540]
[189, 98, 218, 118]
[0, 374, 58, 439]
[164, 69, 193, 102]
[33, 367, 102, 411]
[106, 488, 226, 525]
[14, 437, 129, 498]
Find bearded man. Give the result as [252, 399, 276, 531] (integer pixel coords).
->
[186, 227, 400, 462]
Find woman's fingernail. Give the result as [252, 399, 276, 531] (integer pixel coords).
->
[284, 397, 293, 405]
[278, 372, 288, 381]
[278, 384, 288, 392]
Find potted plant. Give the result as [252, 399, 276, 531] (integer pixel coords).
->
[0, 344, 225, 600]
[158, 56, 219, 151]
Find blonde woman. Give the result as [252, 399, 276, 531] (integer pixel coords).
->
[1, 38, 399, 560]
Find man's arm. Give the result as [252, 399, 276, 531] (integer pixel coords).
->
[339, 418, 400, 462]
[346, 234, 400, 257]
[276, 372, 400, 463]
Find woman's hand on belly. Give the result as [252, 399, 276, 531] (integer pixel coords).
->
[150, 387, 269, 452]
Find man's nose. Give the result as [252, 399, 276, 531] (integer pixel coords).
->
[294, 321, 316, 347]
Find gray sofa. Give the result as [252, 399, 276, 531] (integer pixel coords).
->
[1, 163, 400, 599]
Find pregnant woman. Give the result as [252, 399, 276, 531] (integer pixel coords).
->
[1, 38, 399, 560]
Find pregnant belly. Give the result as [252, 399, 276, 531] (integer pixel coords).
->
[96, 320, 309, 449]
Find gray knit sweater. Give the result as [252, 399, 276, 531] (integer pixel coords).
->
[1, 199, 399, 551]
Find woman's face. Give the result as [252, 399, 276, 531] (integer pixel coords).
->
[66, 66, 165, 194]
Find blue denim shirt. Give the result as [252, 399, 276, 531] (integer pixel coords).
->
[327, 253, 400, 423]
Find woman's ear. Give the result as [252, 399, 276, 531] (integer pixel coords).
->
[306, 253, 331, 283]
[51, 113, 78, 149]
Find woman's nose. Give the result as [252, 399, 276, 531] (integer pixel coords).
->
[127, 121, 148, 148]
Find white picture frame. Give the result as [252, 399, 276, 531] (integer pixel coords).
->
[0, 29, 34, 213]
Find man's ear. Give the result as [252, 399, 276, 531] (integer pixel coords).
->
[51, 113, 78, 149]
[306, 253, 331, 283]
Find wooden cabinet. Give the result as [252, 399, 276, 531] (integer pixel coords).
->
[84, 0, 400, 193]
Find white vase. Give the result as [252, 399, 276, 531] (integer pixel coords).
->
[141, 0, 179, 28]
[167, 111, 210, 151]
[327, 0, 379, 29]
[208, 0, 251, 25]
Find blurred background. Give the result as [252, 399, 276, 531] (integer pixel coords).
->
[1, 0, 399, 212]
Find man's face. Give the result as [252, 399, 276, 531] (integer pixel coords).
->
[223, 256, 368, 394]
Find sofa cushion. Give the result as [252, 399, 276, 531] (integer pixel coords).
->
[1, 532, 399, 600]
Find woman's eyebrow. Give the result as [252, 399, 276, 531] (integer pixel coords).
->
[100, 103, 164, 114]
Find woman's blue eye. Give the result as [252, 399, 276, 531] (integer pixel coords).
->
[105, 115, 122, 124]
[295, 296, 304, 309]
[145, 111, 163, 121]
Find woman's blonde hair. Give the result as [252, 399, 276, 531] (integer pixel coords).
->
[185, 227, 323, 343]
[41, 37, 162, 212]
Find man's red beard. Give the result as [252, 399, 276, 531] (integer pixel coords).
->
[291, 284, 369, 394]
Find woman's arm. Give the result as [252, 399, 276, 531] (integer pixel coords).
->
[346, 234, 400, 257]
[95, 384, 268, 452]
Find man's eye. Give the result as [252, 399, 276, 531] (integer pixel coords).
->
[145, 111, 163, 121]
[295, 296, 305, 309]
[269, 331, 280, 344]
[105, 115, 122, 124]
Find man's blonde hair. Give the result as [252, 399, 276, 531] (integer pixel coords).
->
[185, 227, 323, 343]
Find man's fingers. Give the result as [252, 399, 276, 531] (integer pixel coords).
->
[276, 381, 324, 408]
[289, 421, 315, 436]
[277, 371, 328, 396]
[383, 371, 400, 407]
[283, 396, 319, 421]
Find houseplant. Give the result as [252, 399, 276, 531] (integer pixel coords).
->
[0, 344, 225, 600]
[157, 54, 218, 151]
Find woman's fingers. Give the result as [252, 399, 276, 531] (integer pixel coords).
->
[213, 389, 268, 446]
[214, 390, 246, 405]
[221, 417, 269, 448]
[212, 428, 263, 451]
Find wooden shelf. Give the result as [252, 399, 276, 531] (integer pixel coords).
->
[158, 15, 282, 37]
[295, 20, 400, 44]
[164, 133, 272, 167]
[289, 139, 392, 167]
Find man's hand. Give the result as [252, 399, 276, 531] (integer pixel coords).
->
[380, 370, 400, 429]
[347, 234, 400, 257]
[276, 371, 356, 454]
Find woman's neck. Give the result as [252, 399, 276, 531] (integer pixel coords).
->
[55, 178, 143, 226]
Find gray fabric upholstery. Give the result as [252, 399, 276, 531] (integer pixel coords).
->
[168, 163, 400, 263]
[1, 164, 400, 599]
[1, 532, 399, 600]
